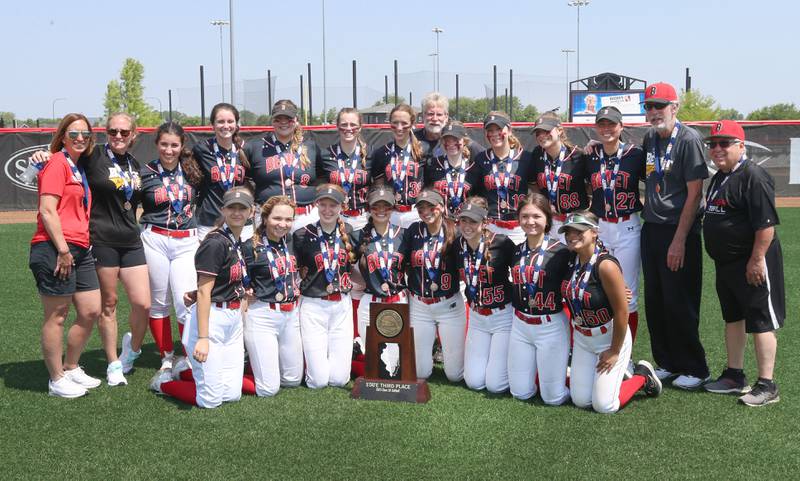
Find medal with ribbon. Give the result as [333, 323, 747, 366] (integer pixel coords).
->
[543, 146, 566, 210]
[263, 236, 289, 301]
[567, 243, 600, 323]
[599, 143, 623, 218]
[222, 223, 250, 288]
[490, 149, 514, 210]
[705, 157, 745, 208]
[445, 158, 466, 213]
[423, 224, 444, 292]
[317, 223, 341, 293]
[520, 235, 549, 309]
[373, 226, 396, 294]
[270, 135, 300, 189]
[62, 149, 89, 209]
[390, 142, 411, 202]
[209, 137, 238, 190]
[461, 234, 485, 303]
[653, 122, 681, 192]
[335, 144, 360, 198]
[157, 161, 186, 222]
[105, 144, 133, 211]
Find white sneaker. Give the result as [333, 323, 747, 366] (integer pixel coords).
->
[106, 361, 127, 386]
[64, 366, 102, 389]
[171, 356, 192, 381]
[149, 369, 173, 393]
[48, 376, 88, 398]
[654, 367, 674, 381]
[160, 351, 174, 371]
[119, 332, 141, 374]
[672, 374, 710, 391]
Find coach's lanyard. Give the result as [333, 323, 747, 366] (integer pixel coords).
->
[390, 142, 412, 197]
[62, 149, 89, 208]
[263, 236, 289, 294]
[317, 223, 342, 286]
[445, 157, 467, 212]
[335, 144, 360, 195]
[222, 224, 250, 288]
[543, 146, 566, 210]
[157, 161, 186, 217]
[461, 234, 486, 303]
[599, 143, 624, 218]
[520, 235, 549, 309]
[705, 157, 745, 207]
[423, 224, 444, 290]
[209, 137, 238, 190]
[105, 144, 133, 204]
[568, 244, 600, 323]
[653, 121, 681, 181]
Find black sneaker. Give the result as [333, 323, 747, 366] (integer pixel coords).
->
[738, 381, 780, 407]
[704, 368, 750, 394]
[633, 360, 662, 397]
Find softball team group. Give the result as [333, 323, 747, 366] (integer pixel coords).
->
[29, 87, 780, 412]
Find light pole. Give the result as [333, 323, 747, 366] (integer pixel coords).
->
[210, 20, 229, 102]
[322, 0, 328, 123]
[567, 1, 589, 82]
[52, 97, 66, 121]
[432, 27, 443, 91]
[561, 49, 575, 113]
[147, 97, 163, 121]
[228, 0, 236, 107]
[428, 53, 437, 91]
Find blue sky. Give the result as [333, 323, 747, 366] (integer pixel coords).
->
[4, 0, 797, 119]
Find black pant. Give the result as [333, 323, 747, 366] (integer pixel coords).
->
[641, 222, 709, 378]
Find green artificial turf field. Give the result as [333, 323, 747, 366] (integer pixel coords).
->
[0, 212, 798, 480]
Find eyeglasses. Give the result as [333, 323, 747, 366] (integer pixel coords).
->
[425, 111, 447, 118]
[107, 128, 131, 138]
[643, 103, 669, 111]
[67, 130, 91, 140]
[706, 139, 740, 149]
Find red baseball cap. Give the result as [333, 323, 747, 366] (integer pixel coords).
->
[642, 82, 678, 105]
[705, 120, 745, 141]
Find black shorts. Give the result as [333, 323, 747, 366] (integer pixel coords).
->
[92, 244, 147, 268]
[29, 242, 100, 296]
[714, 240, 785, 333]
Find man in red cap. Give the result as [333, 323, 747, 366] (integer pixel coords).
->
[640, 82, 710, 390]
[701, 120, 784, 406]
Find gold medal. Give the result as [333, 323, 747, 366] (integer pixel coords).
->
[500, 200, 508, 209]
[275, 292, 284, 302]
[123, 201, 132, 211]
[326, 283, 335, 294]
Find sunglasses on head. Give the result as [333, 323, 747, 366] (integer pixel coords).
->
[67, 130, 91, 140]
[107, 128, 131, 138]
[643, 103, 669, 111]
[706, 139, 741, 149]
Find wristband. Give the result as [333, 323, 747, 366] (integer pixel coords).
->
[197, 336, 209, 339]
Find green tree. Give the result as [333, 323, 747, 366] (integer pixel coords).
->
[747, 103, 800, 120]
[677, 89, 720, 121]
[103, 58, 162, 126]
[371, 96, 407, 107]
[717, 108, 744, 121]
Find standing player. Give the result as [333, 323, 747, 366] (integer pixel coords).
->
[293, 184, 356, 388]
[319, 108, 373, 230]
[456, 197, 515, 393]
[560, 211, 662, 413]
[372, 104, 425, 228]
[192, 103, 251, 240]
[507, 193, 571, 405]
[29, 113, 101, 398]
[531, 111, 589, 239]
[246, 100, 321, 233]
[472, 112, 536, 244]
[402, 189, 465, 381]
[701, 121, 785, 406]
[139, 122, 203, 373]
[585, 106, 645, 342]
[151, 188, 252, 408]
[242, 195, 303, 397]
[424, 122, 479, 219]
[351, 187, 408, 356]
[640, 82, 710, 389]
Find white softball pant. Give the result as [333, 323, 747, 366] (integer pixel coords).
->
[390, 209, 421, 229]
[198, 224, 254, 242]
[357, 292, 408, 349]
[299, 295, 354, 388]
[464, 305, 512, 393]
[507, 310, 570, 405]
[486, 223, 525, 245]
[244, 300, 303, 397]
[598, 213, 641, 312]
[141, 226, 198, 325]
[409, 294, 466, 382]
[571, 321, 632, 414]
[183, 303, 244, 409]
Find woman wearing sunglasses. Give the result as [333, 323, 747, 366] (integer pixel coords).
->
[29, 114, 102, 398]
[29, 113, 150, 387]
[245, 100, 322, 233]
[192, 103, 252, 241]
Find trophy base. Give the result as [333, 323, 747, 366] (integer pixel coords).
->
[351, 377, 431, 403]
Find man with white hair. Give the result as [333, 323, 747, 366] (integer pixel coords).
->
[416, 92, 483, 168]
